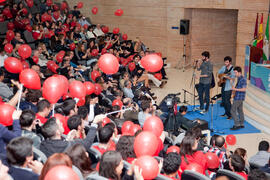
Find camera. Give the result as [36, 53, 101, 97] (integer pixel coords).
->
[159, 93, 181, 112]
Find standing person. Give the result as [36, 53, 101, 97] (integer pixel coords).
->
[230, 66, 247, 130]
[195, 51, 213, 114]
[218, 56, 235, 119]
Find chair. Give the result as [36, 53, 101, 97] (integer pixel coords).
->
[249, 162, 263, 170]
[216, 169, 246, 180]
[0, 21, 8, 38]
[33, 147, 47, 163]
[86, 172, 109, 180]
[181, 170, 211, 180]
[154, 174, 173, 180]
[72, 165, 84, 180]
[23, 30, 36, 49]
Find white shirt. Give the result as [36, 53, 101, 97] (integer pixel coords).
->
[87, 31, 96, 39]
[93, 28, 104, 37]
[87, 104, 95, 122]
[0, 54, 8, 67]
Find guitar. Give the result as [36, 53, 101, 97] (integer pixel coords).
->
[230, 80, 236, 99]
[218, 73, 231, 87]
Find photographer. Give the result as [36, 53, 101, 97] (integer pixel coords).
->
[176, 106, 201, 131]
[123, 98, 139, 123]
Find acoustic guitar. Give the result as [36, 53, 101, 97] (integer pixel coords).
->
[218, 73, 231, 87]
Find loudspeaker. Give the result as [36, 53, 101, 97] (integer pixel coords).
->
[180, 19, 190, 35]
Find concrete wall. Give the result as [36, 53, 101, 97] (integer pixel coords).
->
[66, 0, 269, 68]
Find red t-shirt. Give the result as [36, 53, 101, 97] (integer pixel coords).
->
[35, 113, 48, 124]
[180, 151, 207, 174]
[92, 140, 116, 155]
[32, 31, 41, 40]
[236, 172, 248, 180]
[62, 116, 70, 135]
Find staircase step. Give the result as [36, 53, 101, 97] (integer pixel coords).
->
[245, 95, 270, 119]
[247, 83, 270, 105]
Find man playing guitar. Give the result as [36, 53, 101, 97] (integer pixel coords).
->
[217, 56, 235, 119]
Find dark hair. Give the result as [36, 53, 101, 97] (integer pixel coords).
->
[180, 136, 197, 163]
[234, 148, 247, 159]
[248, 169, 267, 180]
[98, 126, 114, 144]
[65, 144, 93, 177]
[0, 68, 4, 77]
[141, 100, 150, 112]
[185, 127, 202, 140]
[210, 134, 219, 147]
[78, 106, 89, 120]
[67, 115, 82, 131]
[6, 137, 33, 166]
[201, 51, 210, 58]
[224, 56, 232, 63]
[179, 106, 187, 113]
[37, 99, 50, 113]
[25, 89, 42, 103]
[116, 135, 136, 160]
[215, 135, 225, 148]
[230, 154, 245, 172]
[55, 99, 76, 116]
[99, 151, 122, 180]
[41, 117, 58, 138]
[233, 66, 242, 73]
[258, 140, 269, 151]
[19, 109, 36, 127]
[163, 152, 181, 175]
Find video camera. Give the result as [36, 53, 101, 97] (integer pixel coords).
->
[159, 92, 181, 112]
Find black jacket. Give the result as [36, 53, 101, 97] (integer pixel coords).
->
[8, 166, 39, 180]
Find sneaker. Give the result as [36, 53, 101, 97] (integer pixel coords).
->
[199, 109, 207, 114]
[194, 107, 201, 111]
[240, 125, 245, 128]
[227, 116, 232, 120]
[220, 114, 226, 117]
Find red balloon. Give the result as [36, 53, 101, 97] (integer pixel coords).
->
[0, 15, 5, 22]
[32, 56, 39, 64]
[205, 152, 220, 169]
[186, 163, 204, 174]
[122, 34, 128, 41]
[47, 60, 59, 73]
[53, 11, 60, 20]
[154, 73, 162, 80]
[43, 76, 64, 104]
[6, 30, 14, 42]
[166, 146, 180, 154]
[26, 25, 32, 32]
[101, 26, 109, 33]
[19, 69, 41, 89]
[102, 117, 111, 127]
[4, 57, 23, 73]
[7, 22, 14, 30]
[135, 156, 159, 179]
[77, 97, 85, 106]
[44, 165, 79, 180]
[130, 124, 142, 136]
[223, 142, 227, 149]
[46, 0, 53, 6]
[156, 52, 162, 57]
[69, 43, 76, 50]
[21, 61, 29, 69]
[134, 131, 158, 157]
[143, 116, 164, 137]
[113, 28, 120, 34]
[98, 54, 119, 75]
[101, 48, 107, 55]
[53, 4, 59, 11]
[83, 24, 88, 30]
[77, 2, 83, 8]
[121, 121, 134, 135]
[112, 99, 123, 109]
[0, 104, 15, 126]
[56, 75, 69, 95]
[114, 9, 123, 16]
[84, 81, 95, 95]
[56, 51, 65, 63]
[18, 44, 32, 59]
[4, 43, 13, 53]
[3, 8, 12, 19]
[91, 49, 99, 57]
[22, 8, 28, 15]
[91, 70, 101, 82]
[21, 18, 30, 25]
[128, 62, 136, 72]
[61, 2, 68, 10]
[26, 0, 33, 7]
[94, 83, 102, 95]
[92, 7, 98, 15]
[226, 134, 237, 146]
[69, 80, 86, 98]
[141, 54, 163, 73]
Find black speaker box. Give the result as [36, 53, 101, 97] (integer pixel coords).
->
[180, 19, 190, 35]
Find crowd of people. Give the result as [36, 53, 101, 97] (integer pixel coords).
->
[0, 0, 269, 180]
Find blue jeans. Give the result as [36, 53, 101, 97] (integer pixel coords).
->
[198, 83, 210, 111]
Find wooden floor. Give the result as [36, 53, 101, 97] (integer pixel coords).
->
[151, 66, 270, 158]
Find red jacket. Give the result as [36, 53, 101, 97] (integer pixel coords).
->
[180, 151, 207, 174]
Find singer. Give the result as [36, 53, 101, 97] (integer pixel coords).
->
[194, 51, 213, 114]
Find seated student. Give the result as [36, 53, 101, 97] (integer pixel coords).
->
[249, 140, 270, 167]
[162, 152, 181, 180]
[116, 135, 136, 164]
[92, 126, 115, 154]
[19, 89, 42, 113]
[40, 115, 103, 157]
[138, 100, 153, 127]
[36, 99, 51, 124]
[229, 154, 248, 180]
[248, 169, 267, 180]
[0, 110, 21, 154]
[6, 137, 43, 180]
[20, 109, 42, 148]
[67, 115, 86, 139]
[260, 158, 270, 174]
[234, 148, 250, 174]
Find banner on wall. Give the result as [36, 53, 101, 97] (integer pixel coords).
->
[250, 62, 270, 93]
[244, 45, 250, 79]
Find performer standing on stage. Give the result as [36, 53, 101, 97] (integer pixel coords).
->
[230, 66, 247, 130]
[218, 56, 235, 119]
[195, 51, 213, 114]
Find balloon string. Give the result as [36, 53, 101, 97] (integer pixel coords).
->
[52, 104, 55, 116]
[16, 84, 23, 111]
[105, 107, 132, 116]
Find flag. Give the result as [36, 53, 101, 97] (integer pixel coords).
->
[257, 13, 264, 49]
[252, 13, 259, 46]
[263, 14, 269, 61]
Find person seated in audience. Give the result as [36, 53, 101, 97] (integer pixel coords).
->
[85, 94, 103, 123]
[92, 126, 115, 154]
[248, 169, 267, 180]
[234, 148, 250, 173]
[39, 153, 72, 180]
[67, 115, 86, 139]
[11, 32, 25, 47]
[138, 100, 154, 127]
[116, 135, 136, 164]
[123, 80, 135, 99]
[20, 109, 42, 149]
[40, 114, 103, 157]
[36, 99, 51, 124]
[249, 140, 270, 167]
[259, 158, 270, 174]
[19, 89, 42, 113]
[6, 137, 43, 180]
[162, 152, 182, 180]
[65, 143, 94, 178]
[0, 69, 20, 101]
[229, 154, 248, 180]
[94, 24, 105, 37]
[122, 98, 139, 123]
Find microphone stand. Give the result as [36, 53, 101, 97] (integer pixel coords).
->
[189, 61, 198, 111]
